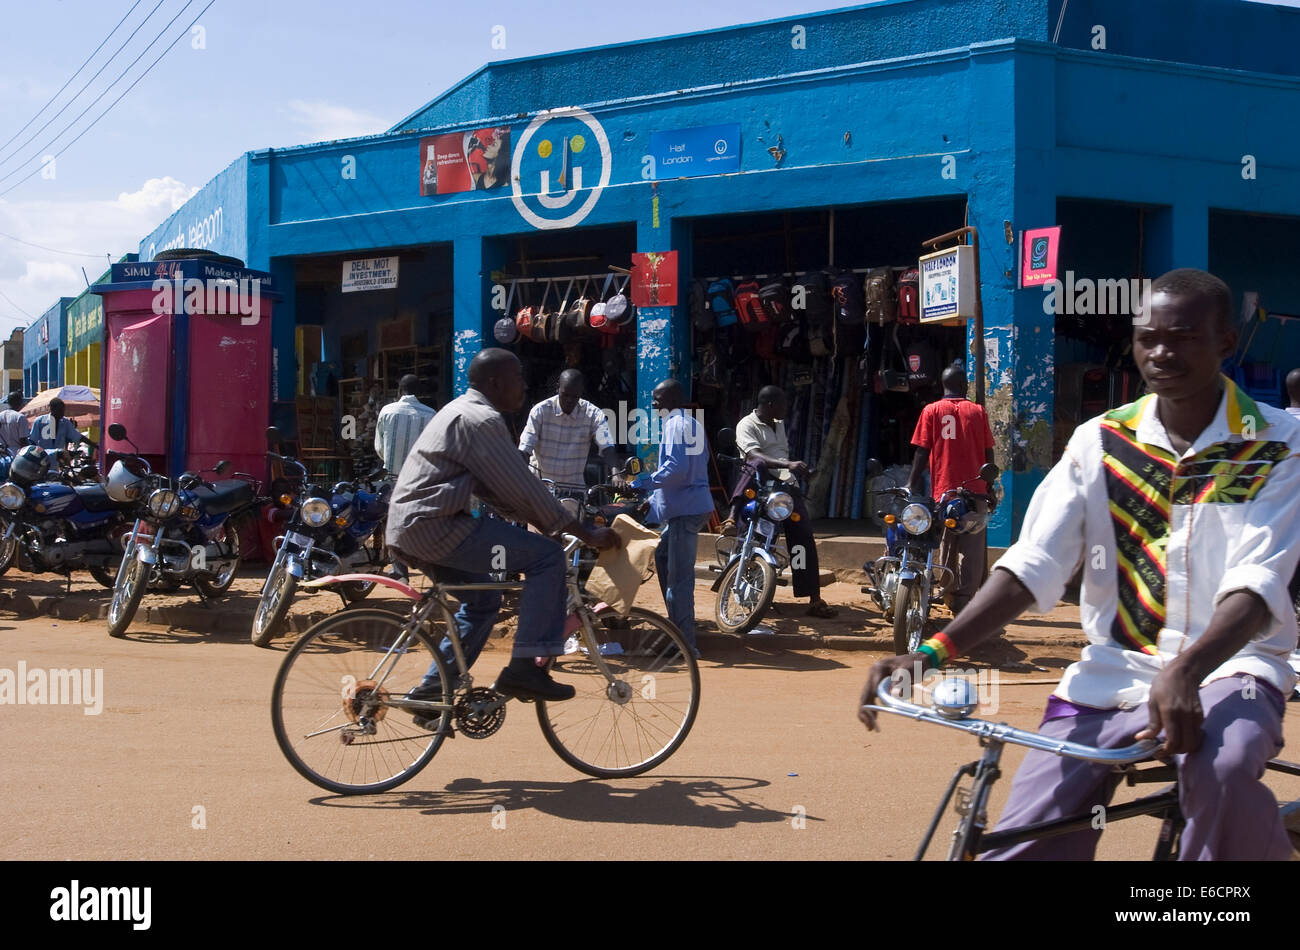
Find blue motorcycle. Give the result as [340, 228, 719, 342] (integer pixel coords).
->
[0, 441, 131, 588]
[249, 427, 390, 647]
[105, 423, 265, 639]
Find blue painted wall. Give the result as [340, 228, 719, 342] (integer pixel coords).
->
[23, 297, 71, 394]
[139, 155, 250, 263]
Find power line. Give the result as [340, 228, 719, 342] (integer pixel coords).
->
[0, 230, 105, 259]
[0, 288, 34, 320]
[0, 0, 216, 200]
[0, 0, 145, 157]
[0, 0, 169, 174]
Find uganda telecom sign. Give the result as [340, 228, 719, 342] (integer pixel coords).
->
[510, 107, 612, 231]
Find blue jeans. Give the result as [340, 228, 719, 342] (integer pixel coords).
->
[418, 518, 567, 686]
[655, 512, 709, 650]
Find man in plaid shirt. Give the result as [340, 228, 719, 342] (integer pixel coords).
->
[519, 369, 620, 488]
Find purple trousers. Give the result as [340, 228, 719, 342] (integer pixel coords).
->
[982, 675, 1291, 860]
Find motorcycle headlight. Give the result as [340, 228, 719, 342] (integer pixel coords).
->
[147, 488, 180, 519]
[765, 491, 794, 522]
[0, 482, 25, 510]
[300, 497, 331, 528]
[901, 502, 933, 536]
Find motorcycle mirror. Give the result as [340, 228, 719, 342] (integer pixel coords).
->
[214, 460, 230, 475]
[978, 462, 1000, 484]
[266, 426, 282, 449]
[866, 458, 884, 479]
[107, 423, 127, 441]
[715, 428, 737, 453]
[621, 457, 641, 476]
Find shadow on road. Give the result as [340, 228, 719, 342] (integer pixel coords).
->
[310, 774, 819, 829]
[702, 645, 848, 672]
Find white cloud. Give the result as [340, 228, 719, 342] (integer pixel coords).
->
[0, 176, 199, 329]
[283, 99, 387, 143]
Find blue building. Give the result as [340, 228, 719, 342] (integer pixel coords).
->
[24, 297, 71, 397]
[135, 0, 1300, 545]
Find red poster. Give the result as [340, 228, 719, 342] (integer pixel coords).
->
[630, 251, 678, 307]
[420, 127, 512, 196]
[1020, 226, 1062, 288]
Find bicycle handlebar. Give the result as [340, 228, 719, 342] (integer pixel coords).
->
[866, 679, 1161, 766]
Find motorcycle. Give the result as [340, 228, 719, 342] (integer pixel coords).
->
[708, 428, 805, 636]
[0, 442, 132, 588]
[250, 427, 390, 647]
[105, 423, 265, 639]
[862, 459, 1001, 655]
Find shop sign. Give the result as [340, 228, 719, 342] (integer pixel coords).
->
[420, 128, 512, 196]
[69, 299, 103, 353]
[919, 245, 976, 323]
[1019, 226, 1062, 288]
[511, 106, 612, 231]
[648, 124, 740, 179]
[342, 257, 399, 293]
[630, 251, 678, 307]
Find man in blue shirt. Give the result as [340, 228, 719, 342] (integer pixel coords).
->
[646, 379, 714, 657]
[31, 398, 95, 467]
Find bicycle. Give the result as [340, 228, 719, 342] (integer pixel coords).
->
[271, 533, 700, 795]
[863, 676, 1300, 860]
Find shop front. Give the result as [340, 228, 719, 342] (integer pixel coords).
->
[23, 298, 70, 398]
[132, 0, 1300, 546]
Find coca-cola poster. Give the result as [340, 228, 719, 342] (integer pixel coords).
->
[420, 127, 512, 196]
[630, 251, 678, 308]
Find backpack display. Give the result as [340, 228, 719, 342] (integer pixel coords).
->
[798, 271, 833, 357]
[758, 278, 792, 324]
[905, 338, 939, 388]
[776, 315, 809, 363]
[897, 267, 920, 323]
[690, 278, 714, 332]
[514, 283, 537, 341]
[864, 267, 897, 325]
[734, 279, 768, 333]
[707, 278, 738, 328]
[830, 269, 864, 326]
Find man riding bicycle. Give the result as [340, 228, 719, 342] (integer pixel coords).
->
[386, 348, 620, 706]
[859, 269, 1300, 860]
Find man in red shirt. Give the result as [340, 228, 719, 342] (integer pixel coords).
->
[907, 363, 996, 615]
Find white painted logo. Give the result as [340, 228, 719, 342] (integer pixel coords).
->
[511, 107, 611, 231]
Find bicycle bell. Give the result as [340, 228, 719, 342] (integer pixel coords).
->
[931, 677, 979, 719]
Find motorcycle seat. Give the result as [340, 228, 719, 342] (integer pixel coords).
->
[73, 483, 117, 512]
[193, 479, 255, 515]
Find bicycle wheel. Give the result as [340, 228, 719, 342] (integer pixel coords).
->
[714, 555, 776, 635]
[537, 605, 700, 778]
[271, 607, 452, 795]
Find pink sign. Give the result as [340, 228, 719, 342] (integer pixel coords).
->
[1020, 226, 1061, 288]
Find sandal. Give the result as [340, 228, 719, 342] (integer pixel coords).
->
[806, 599, 838, 619]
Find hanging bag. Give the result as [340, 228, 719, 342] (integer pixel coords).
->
[734, 278, 768, 332]
[495, 281, 520, 344]
[532, 280, 555, 343]
[864, 266, 897, 325]
[588, 274, 613, 331]
[831, 269, 864, 326]
[707, 278, 738, 328]
[552, 278, 577, 343]
[515, 281, 537, 340]
[759, 277, 792, 325]
[876, 323, 910, 392]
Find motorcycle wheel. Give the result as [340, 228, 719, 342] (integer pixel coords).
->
[0, 533, 18, 577]
[338, 579, 375, 603]
[714, 556, 777, 636]
[251, 559, 297, 647]
[194, 523, 241, 598]
[107, 549, 148, 638]
[88, 564, 117, 589]
[892, 580, 927, 655]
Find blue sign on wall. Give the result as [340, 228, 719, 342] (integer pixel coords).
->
[649, 124, 740, 179]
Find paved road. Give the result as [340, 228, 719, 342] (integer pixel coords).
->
[5, 593, 1296, 861]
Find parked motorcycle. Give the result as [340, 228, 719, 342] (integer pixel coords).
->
[250, 428, 390, 647]
[708, 429, 805, 636]
[0, 442, 130, 588]
[862, 459, 1000, 654]
[106, 423, 264, 639]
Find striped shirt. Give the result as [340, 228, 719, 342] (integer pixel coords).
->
[0, 409, 30, 453]
[386, 388, 574, 562]
[518, 395, 615, 487]
[374, 395, 437, 478]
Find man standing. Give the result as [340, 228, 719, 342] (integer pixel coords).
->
[374, 374, 436, 478]
[645, 379, 714, 657]
[860, 269, 1300, 860]
[907, 363, 997, 616]
[735, 385, 837, 619]
[0, 391, 29, 451]
[519, 369, 619, 487]
[31, 397, 95, 465]
[388, 349, 619, 706]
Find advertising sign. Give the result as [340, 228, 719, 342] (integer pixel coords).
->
[420, 127, 512, 196]
[1019, 226, 1062, 288]
[648, 124, 741, 179]
[919, 245, 976, 323]
[342, 257, 399, 293]
[630, 251, 678, 307]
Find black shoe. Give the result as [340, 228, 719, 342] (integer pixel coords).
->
[492, 664, 576, 703]
[405, 683, 445, 730]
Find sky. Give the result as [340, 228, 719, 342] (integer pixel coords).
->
[0, 0, 1296, 332]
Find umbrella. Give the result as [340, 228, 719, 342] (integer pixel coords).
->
[20, 385, 100, 429]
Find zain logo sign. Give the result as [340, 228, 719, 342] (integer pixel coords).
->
[511, 106, 612, 231]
